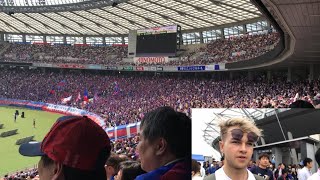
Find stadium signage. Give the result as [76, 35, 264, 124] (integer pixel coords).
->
[105, 66, 118, 70]
[122, 66, 134, 71]
[136, 66, 144, 71]
[151, 67, 156, 71]
[88, 64, 102, 70]
[134, 57, 168, 64]
[137, 25, 177, 35]
[177, 66, 205, 71]
[56, 64, 85, 69]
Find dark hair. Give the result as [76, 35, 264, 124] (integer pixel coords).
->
[140, 106, 191, 158]
[258, 153, 270, 160]
[303, 157, 313, 166]
[289, 100, 314, 108]
[315, 148, 320, 166]
[119, 161, 146, 180]
[41, 147, 110, 180]
[191, 159, 200, 174]
[106, 153, 128, 175]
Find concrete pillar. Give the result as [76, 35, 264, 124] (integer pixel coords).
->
[83, 36, 86, 44]
[63, 36, 67, 44]
[243, 24, 247, 33]
[248, 71, 253, 81]
[309, 64, 314, 82]
[229, 71, 234, 80]
[22, 35, 26, 43]
[267, 70, 271, 83]
[0, 33, 4, 42]
[287, 67, 292, 82]
[121, 36, 125, 45]
[102, 37, 106, 46]
[272, 147, 283, 166]
[43, 35, 47, 43]
[221, 28, 225, 39]
[199, 31, 204, 44]
[287, 132, 298, 165]
[300, 141, 317, 173]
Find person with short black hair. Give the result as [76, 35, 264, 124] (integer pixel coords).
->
[297, 157, 313, 180]
[135, 106, 191, 180]
[308, 148, 320, 180]
[105, 153, 128, 180]
[277, 168, 288, 180]
[114, 161, 145, 180]
[18, 116, 111, 180]
[250, 153, 274, 180]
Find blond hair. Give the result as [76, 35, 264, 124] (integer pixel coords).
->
[219, 118, 262, 140]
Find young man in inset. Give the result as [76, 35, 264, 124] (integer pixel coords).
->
[204, 118, 264, 180]
[19, 116, 111, 180]
[250, 153, 274, 180]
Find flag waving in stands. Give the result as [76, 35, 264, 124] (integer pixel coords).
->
[75, 92, 81, 102]
[61, 95, 72, 104]
[83, 89, 89, 102]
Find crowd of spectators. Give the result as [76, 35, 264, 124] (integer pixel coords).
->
[0, 44, 128, 65]
[0, 68, 319, 128]
[0, 31, 279, 66]
[172, 31, 280, 66]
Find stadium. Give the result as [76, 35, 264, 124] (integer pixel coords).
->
[0, 0, 319, 179]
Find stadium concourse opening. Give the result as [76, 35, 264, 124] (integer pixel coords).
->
[0, 0, 320, 179]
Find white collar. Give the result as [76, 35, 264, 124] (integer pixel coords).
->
[215, 166, 256, 180]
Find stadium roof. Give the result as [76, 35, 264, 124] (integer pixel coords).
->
[0, 0, 263, 36]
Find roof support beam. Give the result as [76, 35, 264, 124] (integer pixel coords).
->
[127, 1, 196, 28]
[22, 13, 64, 35]
[39, 13, 84, 35]
[72, 11, 120, 35]
[0, 18, 22, 33]
[210, 0, 261, 16]
[172, 0, 239, 22]
[115, 5, 165, 27]
[85, 10, 131, 32]
[145, 0, 218, 26]
[56, 12, 103, 36]
[98, 7, 148, 29]
[9, 15, 43, 34]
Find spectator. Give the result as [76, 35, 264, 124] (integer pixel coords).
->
[250, 153, 274, 179]
[18, 116, 111, 180]
[308, 148, 320, 180]
[204, 118, 263, 180]
[105, 153, 128, 180]
[114, 161, 145, 180]
[135, 106, 191, 180]
[298, 158, 313, 180]
[192, 159, 203, 180]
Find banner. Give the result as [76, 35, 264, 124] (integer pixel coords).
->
[122, 66, 134, 71]
[55, 64, 86, 69]
[134, 57, 168, 64]
[137, 25, 177, 35]
[87, 64, 102, 70]
[136, 66, 144, 71]
[177, 66, 205, 71]
[105, 66, 118, 70]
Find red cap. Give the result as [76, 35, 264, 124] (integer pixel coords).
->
[40, 116, 111, 171]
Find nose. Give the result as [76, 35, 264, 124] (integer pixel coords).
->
[239, 142, 247, 153]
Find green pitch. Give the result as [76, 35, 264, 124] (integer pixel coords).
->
[0, 106, 62, 176]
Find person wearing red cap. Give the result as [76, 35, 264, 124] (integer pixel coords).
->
[135, 106, 191, 180]
[19, 116, 111, 180]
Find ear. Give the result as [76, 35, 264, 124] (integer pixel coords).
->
[52, 162, 64, 180]
[219, 141, 224, 155]
[155, 138, 167, 156]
